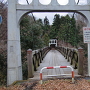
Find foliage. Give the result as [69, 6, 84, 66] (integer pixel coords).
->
[43, 33, 50, 46]
[20, 15, 44, 79]
[43, 16, 50, 35]
[0, 1, 7, 40]
[0, 52, 7, 85]
[20, 15, 44, 50]
[44, 16, 49, 26]
[52, 14, 61, 29]
[59, 15, 80, 46]
[0, 1, 7, 85]
[51, 14, 61, 37]
[42, 16, 51, 45]
[49, 27, 57, 39]
[51, 14, 80, 47]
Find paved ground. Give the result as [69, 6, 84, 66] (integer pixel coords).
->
[30, 49, 79, 80]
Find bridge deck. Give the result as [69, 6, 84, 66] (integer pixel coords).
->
[31, 49, 79, 80]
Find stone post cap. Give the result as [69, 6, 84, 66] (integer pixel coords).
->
[78, 47, 83, 50]
[27, 49, 32, 52]
[78, 47, 84, 52]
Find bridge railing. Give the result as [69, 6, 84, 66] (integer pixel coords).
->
[27, 47, 50, 78]
[56, 46, 87, 75]
[56, 47, 78, 69]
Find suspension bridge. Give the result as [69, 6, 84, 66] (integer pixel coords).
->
[32, 49, 79, 80]
[27, 46, 86, 82]
[7, 0, 90, 85]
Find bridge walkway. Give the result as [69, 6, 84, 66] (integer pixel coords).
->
[30, 49, 79, 80]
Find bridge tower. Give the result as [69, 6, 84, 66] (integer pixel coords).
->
[7, 0, 22, 85]
[7, 0, 90, 85]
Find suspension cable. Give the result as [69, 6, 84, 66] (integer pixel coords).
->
[26, 0, 29, 4]
[77, 0, 80, 4]
[26, 0, 36, 22]
[72, 0, 80, 18]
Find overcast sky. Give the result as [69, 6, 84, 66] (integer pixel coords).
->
[17, 0, 87, 24]
[2, 0, 87, 24]
[18, 0, 87, 5]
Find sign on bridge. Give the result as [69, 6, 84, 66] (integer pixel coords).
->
[83, 27, 90, 43]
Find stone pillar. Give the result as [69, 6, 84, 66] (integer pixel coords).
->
[88, 44, 90, 76]
[84, 12, 90, 76]
[7, 0, 22, 85]
[32, 0, 39, 6]
[51, 0, 59, 6]
[79, 11, 90, 76]
[68, 0, 76, 5]
[86, 12, 90, 76]
[78, 47, 84, 75]
[27, 49, 33, 78]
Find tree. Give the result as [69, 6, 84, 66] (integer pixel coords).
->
[43, 16, 50, 35]
[30, 23, 43, 49]
[43, 33, 49, 46]
[36, 18, 44, 38]
[57, 14, 80, 47]
[49, 27, 57, 39]
[20, 15, 43, 50]
[20, 15, 44, 79]
[52, 14, 61, 35]
[0, 0, 7, 85]
[37, 18, 43, 25]
[0, 1, 7, 40]
[44, 16, 49, 26]
[49, 14, 61, 39]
